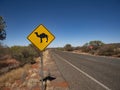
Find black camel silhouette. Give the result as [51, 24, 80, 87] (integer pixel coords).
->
[34, 32, 48, 43]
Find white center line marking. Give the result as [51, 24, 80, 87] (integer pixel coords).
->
[55, 53, 111, 90]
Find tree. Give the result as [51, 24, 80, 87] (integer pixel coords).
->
[0, 16, 6, 40]
[87, 40, 105, 51]
[83, 43, 89, 47]
[89, 40, 104, 46]
[64, 44, 73, 51]
[81, 40, 105, 54]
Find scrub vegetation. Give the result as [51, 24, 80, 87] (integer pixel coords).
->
[0, 43, 39, 75]
[63, 40, 120, 57]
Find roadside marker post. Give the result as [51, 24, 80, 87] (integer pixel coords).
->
[27, 24, 55, 90]
[40, 52, 44, 90]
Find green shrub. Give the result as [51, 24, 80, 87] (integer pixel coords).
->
[81, 46, 90, 52]
[97, 45, 115, 56]
[10, 45, 39, 64]
[0, 43, 10, 59]
[64, 44, 74, 51]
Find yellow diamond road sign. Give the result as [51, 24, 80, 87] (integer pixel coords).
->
[27, 24, 55, 51]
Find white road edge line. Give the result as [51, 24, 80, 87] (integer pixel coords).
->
[55, 53, 111, 90]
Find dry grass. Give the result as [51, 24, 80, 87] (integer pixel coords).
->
[0, 64, 31, 86]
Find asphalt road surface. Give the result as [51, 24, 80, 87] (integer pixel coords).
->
[50, 50, 120, 90]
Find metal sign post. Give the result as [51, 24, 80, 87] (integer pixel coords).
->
[27, 24, 55, 90]
[40, 51, 44, 90]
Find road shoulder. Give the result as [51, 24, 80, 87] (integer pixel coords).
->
[43, 50, 69, 90]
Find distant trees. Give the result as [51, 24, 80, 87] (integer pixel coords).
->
[81, 41, 120, 57]
[83, 40, 104, 50]
[0, 16, 6, 40]
[63, 41, 104, 52]
[83, 40, 104, 47]
[64, 44, 73, 51]
[97, 43, 120, 57]
[89, 40, 104, 46]
[56, 41, 120, 57]
[81, 40, 105, 54]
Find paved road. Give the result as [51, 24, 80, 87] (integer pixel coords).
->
[50, 50, 120, 90]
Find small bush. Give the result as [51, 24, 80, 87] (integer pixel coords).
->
[64, 44, 74, 51]
[0, 43, 10, 59]
[81, 46, 90, 52]
[97, 45, 116, 56]
[10, 46, 39, 65]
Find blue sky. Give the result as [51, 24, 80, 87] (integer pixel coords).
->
[0, 0, 120, 47]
